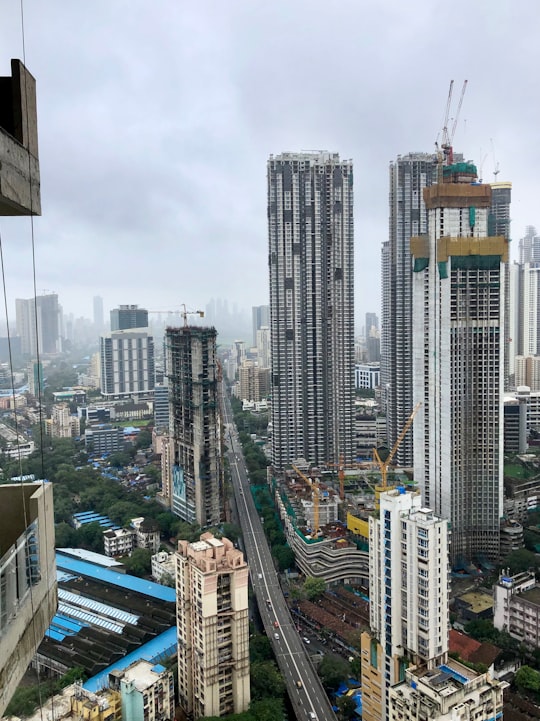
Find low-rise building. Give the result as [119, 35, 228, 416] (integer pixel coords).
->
[109, 660, 174, 721]
[131, 517, 160, 554]
[103, 528, 135, 557]
[355, 362, 380, 390]
[494, 570, 540, 646]
[85, 425, 124, 454]
[390, 659, 505, 721]
[151, 551, 176, 584]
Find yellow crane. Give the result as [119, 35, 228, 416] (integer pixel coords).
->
[292, 464, 320, 533]
[372, 402, 422, 506]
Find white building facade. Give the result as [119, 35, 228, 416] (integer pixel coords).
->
[411, 165, 507, 563]
[100, 329, 155, 399]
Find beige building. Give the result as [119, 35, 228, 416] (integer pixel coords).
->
[176, 532, 250, 719]
[237, 361, 270, 402]
[46, 403, 81, 439]
[0, 482, 56, 716]
[515, 355, 540, 391]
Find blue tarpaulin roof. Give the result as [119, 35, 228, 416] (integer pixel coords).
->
[56, 552, 176, 603]
[83, 627, 177, 692]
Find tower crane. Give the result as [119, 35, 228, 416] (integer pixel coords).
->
[180, 304, 204, 327]
[292, 464, 320, 533]
[437, 79, 468, 166]
[372, 402, 422, 507]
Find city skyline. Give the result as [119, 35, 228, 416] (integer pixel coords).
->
[1, 2, 538, 326]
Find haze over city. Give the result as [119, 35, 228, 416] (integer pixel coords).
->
[1, 0, 539, 330]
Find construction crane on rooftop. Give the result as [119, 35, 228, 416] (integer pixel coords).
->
[372, 402, 422, 507]
[437, 79, 468, 166]
[292, 464, 320, 533]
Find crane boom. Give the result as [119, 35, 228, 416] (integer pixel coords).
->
[292, 464, 319, 532]
[450, 80, 468, 145]
[372, 402, 421, 506]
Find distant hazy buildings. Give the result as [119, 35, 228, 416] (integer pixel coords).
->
[16, 293, 60, 356]
[110, 304, 148, 331]
[176, 532, 250, 719]
[154, 382, 169, 430]
[268, 151, 355, 470]
[382, 152, 438, 467]
[411, 162, 507, 562]
[166, 325, 222, 526]
[519, 225, 540, 264]
[256, 325, 271, 369]
[93, 295, 104, 331]
[252, 304, 269, 346]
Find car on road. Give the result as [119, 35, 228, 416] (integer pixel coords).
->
[296, 680, 302, 689]
[257, 573, 262, 579]
[274, 632, 280, 640]
[273, 621, 279, 628]
[309, 713, 318, 720]
[303, 636, 310, 644]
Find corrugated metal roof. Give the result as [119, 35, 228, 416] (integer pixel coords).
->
[56, 552, 176, 603]
[83, 627, 177, 693]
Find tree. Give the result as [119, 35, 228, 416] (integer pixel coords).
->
[303, 576, 326, 601]
[250, 635, 273, 663]
[54, 522, 78, 548]
[222, 522, 242, 543]
[250, 660, 285, 701]
[515, 665, 540, 697]
[123, 548, 153, 577]
[501, 549, 539, 574]
[337, 694, 357, 720]
[272, 545, 295, 572]
[76, 521, 104, 553]
[318, 655, 350, 690]
[135, 429, 152, 449]
[349, 656, 361, 680]
[247, 698, 285, 721]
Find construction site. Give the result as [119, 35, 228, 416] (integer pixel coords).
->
[270, 404, 421, 585]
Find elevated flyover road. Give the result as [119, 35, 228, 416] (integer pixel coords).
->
[223, 397, 336, 721]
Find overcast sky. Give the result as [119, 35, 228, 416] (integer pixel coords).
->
[1, 0, 538, 331]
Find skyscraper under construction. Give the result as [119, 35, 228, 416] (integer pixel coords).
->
[166, 325, 223, 526]
[411, 161, 507, 562]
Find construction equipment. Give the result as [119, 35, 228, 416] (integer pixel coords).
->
[181, 304, 204, 327]
[436, 80, 467, 166]
[292, 464, 320, 532]
[372, 402, 421, 506]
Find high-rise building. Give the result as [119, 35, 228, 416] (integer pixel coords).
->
[166, 325, 222, 526]
[361, 489, 449, 721]
[100, 329, 155, 398]
[256, 325, 271, 369]
[16, 293, 60, 356]
[252, 304, 269, 347]
[268, 151, 355, 470]
[382, 153, 438, 466]
[176, 532, 250, 719]
[154, 382, 169, 430]
[411, 162, 507, 562]
[489, 182, 512, 389]
[110, 304, 148, 331]
[93, 295, 104, 331]
[365, 312, 378, 337]
[519, 225, 540, 264]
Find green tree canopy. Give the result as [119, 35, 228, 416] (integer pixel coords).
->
[123, 548, 153, 577]
[515, 665, 540, 697]
[272, 545, 295, 572]
[318, 654, 350, 690]
[250, 661, 285, 701]
[303, 576, 326, 601]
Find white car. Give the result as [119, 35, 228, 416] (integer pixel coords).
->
[303, 636, 310, 644]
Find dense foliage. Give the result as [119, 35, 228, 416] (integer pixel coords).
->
[5, 667, 86, 717]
